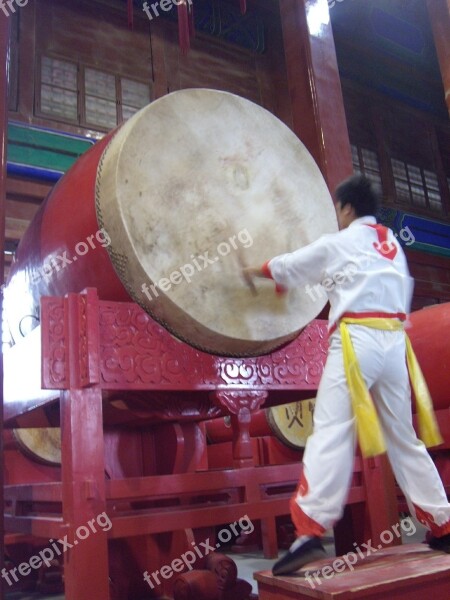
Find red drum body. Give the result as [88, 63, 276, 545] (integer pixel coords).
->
[5, 129, 127, 342]
[408, 303, 450, 411]
[5, 89, 337, 356]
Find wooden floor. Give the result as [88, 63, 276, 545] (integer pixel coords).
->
[255, 543, 450, 599]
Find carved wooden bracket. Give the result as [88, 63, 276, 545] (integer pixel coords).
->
[212, 390, 268, 467]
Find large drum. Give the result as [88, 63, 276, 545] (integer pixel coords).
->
[5, 89, 337, 356]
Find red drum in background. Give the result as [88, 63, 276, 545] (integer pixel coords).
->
[4, 89, 337, 356]
[408, 303, 450, 411]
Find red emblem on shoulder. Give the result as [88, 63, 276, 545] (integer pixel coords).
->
[366, 224, 397, 261]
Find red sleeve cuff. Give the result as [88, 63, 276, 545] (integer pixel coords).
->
[275, 283, 288, 295]
[261, 260, 288, 295]
[261, 260, 273, 279]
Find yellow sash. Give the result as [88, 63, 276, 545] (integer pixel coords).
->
[339, 317, 443, 458]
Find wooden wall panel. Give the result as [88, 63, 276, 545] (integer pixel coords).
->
[6, 0, 448, 310]
[4, 178, 51, 278]
[5, 199, 40, 239]
[342, 80, 450, 218]
[5, 0, 292, 283]
[12, 0, 291, 134]
[279, 0, 353, 192]
[163, 27, 261, 103]
[36, 0, 152, 80]
[407, 250, 450, 308]
[252, 10, 293, 128]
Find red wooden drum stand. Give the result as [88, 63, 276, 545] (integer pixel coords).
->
[2, 288, 403, 600]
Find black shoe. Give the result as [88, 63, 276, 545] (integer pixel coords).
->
[272, 536, 326, 575]
[429, 533, 450, 553]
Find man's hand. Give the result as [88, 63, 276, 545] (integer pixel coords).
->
[242, 265, 288, 296]
[242, 267, 266, 279]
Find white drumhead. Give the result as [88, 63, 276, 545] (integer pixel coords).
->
[96, 89, 337, 356]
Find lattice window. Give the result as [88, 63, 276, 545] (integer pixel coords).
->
[38, 55, 151, 130]
[122, 78, 151, 121]
[424, 171, 442, 212]
[84, 68, 117, 129]
[41, 56, 78, 121]
[351, 145, 382, 187]
[391, 158, 443, 212]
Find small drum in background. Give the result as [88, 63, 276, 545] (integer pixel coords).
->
[267, 399, 316, 449]
[205, 398, 316, 449]
[13, 428, 62, 466]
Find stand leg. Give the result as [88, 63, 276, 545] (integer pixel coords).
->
[60, 388, 110, 600]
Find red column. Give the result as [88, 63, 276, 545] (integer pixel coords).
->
[0, 13, 9, 600]
[278, 0, 353, 193]
[278, 0, 400, 546]
[427, 0, 450, 117]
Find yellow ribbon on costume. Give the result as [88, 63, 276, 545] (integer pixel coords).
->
[339, 317, 443, 458]
[404, 335, 443, 448]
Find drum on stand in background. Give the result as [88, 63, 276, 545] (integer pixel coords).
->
[267, 399, 315, 449]
[205, 399, 316, 449]
[4, 88, 337, 356]
[13, 428, 61, 466]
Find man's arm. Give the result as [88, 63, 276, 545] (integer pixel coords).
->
[243, 235, 333, 292]
[242, 262, 287, 294]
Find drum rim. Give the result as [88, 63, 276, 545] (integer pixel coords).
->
[95, 89, 335, 356]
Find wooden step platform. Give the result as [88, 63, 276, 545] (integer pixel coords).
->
[254, 543, 450, 599]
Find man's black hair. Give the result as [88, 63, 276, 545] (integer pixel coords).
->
[335, 174, 379, 217]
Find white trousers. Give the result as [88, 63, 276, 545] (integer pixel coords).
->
[293, 325, 450, 536]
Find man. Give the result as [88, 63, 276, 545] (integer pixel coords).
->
[245, 175, 450, 575]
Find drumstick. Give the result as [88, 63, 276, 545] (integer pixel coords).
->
[221, 217, 258, 296]
[236, 250, 258, 296]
